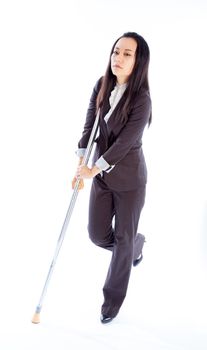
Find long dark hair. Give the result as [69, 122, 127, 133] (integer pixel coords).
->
[96, 32, 151, 125]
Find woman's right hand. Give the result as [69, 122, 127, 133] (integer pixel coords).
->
[71, 176, 84, 190]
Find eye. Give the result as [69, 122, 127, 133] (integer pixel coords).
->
[124, 53, 132, 57]
[113, 50, 119, 55]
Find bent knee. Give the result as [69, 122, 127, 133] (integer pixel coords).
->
[88, 224, 100, 245]
[88, 228, 104, 246]
[88, 224, 113, 248]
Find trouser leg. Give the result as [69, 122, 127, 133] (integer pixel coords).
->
[88, 176, 146, 318]
[88, 176, 115, 250]
[102, 186, 146, 318]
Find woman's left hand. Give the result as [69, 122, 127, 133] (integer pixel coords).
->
[76, 165, 93, 179]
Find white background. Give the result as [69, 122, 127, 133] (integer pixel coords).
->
[0, 0, 207, 349]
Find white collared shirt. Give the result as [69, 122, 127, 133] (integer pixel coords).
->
[104, 82, 127, 123]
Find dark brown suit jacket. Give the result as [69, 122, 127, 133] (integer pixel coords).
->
[78, 78, 152, 191]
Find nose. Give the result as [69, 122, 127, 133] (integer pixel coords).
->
[115, 54, 123, 64]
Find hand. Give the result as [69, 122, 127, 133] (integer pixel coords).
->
[71, 176, 84, 190]
[76, 165, 93, 179]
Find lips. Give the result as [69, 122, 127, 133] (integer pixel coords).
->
[113, 64, 122, 69]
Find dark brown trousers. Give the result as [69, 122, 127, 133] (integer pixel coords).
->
[88, 175, 146, 318]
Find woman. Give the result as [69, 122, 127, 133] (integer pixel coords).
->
[73, 32, 152, 323]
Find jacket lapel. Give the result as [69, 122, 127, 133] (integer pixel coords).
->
[106, 106, 125, 139]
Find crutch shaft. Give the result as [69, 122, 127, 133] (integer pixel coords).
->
[32, 111, 100, 324]
[34, 179, 81, 313]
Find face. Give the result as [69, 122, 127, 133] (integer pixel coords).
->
[111, 37, 137, 84]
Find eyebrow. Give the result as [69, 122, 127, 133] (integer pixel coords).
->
[114, 47, 135, 52]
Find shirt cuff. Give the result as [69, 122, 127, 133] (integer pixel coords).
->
[75, 148, 86, 157]
[95, 156, 115, 173]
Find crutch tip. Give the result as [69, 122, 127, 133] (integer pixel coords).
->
[31, 312, 40, 324]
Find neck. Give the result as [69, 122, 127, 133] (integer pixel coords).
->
[116, 76, 128, 85]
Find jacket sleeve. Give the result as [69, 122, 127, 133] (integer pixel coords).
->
[78, 78, 102, 149]
[102, 92, 151, 166]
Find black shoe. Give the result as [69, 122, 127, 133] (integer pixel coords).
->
[100, 314, 114, 324]
[133, 253, 143, 267]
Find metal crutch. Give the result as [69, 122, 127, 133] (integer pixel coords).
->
[32, 110, 100, 324]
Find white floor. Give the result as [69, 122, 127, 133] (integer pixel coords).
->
[0, 1, 207, 348]
[0, 187, 206, 350]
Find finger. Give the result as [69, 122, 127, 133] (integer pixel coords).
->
[75, 170, 81, 178]
[72, 177, 84, 190]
